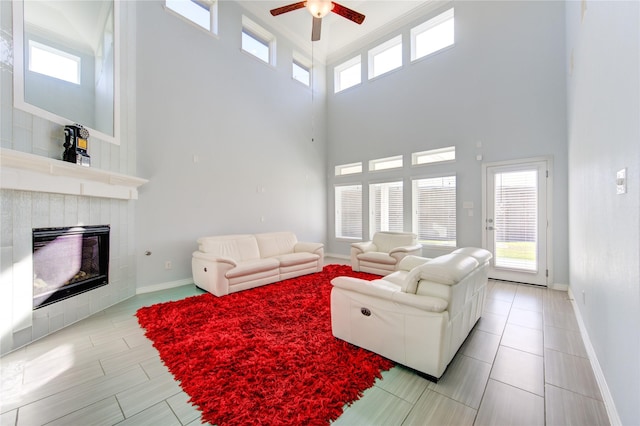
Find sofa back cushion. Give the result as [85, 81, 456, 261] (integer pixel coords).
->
[255, 232, 298, 258]
[372, 232, 417, 253]
[197, 234, 261, 261]
[401, 253, 479, 294]
[452, 247, 492, 264]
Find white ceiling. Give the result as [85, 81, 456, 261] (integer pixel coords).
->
[239, 1, 434, 63]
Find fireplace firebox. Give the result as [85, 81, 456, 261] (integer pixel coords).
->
[32, 225, 110, 309]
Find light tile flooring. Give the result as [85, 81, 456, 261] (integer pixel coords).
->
[1, 263, 611, 425]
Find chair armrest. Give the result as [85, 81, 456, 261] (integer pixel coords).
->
[331, 276, 448, 313]
[351, 241, 377, 254]
[191, 251, 237, 267]
[389, 244, 423, 255]
[294, 242, 324, 254]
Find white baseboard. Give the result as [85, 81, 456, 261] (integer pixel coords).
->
[550, 281, 569, 291]
[567, 287, 622, 426]
[136, 278, 194, 295]
[325, 253, 350, 260]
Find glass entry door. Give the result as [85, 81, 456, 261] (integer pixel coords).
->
[484, 160, 549, 286]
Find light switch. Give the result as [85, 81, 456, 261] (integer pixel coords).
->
[616, 168, 627, 195]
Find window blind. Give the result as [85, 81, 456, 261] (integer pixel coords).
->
[370, 181, 403, 235]
[412, 176, 456, 246]
[335, 185, 362, 239]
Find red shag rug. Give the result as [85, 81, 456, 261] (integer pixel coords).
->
[136, 264, 394, 426]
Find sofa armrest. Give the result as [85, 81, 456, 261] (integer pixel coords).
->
[294, 242, 324, 254]
[331, 276, 448, 313]
[351, 241, 377, 254]
[192, 251, 237, 267]
[389, 244, 423, 255]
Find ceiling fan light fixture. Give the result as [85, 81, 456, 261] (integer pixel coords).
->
[305, 0, 333, 18]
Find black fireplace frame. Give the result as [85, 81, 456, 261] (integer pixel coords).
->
[32, 225, 110, 309]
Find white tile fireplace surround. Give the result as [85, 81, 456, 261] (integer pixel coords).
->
[0, 148, 148, 356]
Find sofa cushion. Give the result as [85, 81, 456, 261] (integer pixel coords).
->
[397, 255, 431, 272]
[418, 254, 479, 285]
[372, 232, 417, 253]
[198, 235, 260, 261]
[452, 247, 492, 264]
[275, 252, 320, 267]
[357, 251, 397, 265]
[255, 232, 298, 258]
[225, 258, 280, 279]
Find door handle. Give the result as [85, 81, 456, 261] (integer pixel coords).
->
[486, 226, 495, 231]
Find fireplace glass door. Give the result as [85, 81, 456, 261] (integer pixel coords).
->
[33, 225, 110, 308]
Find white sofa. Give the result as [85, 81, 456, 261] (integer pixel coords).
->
[192, 232, 324, 296]
[351, 231, 423, 276]
[331, 247, 492, 380]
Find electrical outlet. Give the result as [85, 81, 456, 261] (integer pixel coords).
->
[165, 261, 172, 270]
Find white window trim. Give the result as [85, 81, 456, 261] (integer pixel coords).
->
[368, 34, 403, 80]
[334, 55, 362, 93]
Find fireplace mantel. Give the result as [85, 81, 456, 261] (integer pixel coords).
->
[0, 148, 148, 200]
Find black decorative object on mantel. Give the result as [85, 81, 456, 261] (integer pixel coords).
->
[63, 124, 91, 167]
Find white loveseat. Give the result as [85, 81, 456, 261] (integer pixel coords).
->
[192, 232, 324, 296]
[331, 247, 492, 380]
[351, 231, 423, 275]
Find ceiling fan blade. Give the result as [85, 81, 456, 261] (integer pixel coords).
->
[311, 17, 322, 41]
[270, 1, 306, 16]
[331, 2, 365, 24]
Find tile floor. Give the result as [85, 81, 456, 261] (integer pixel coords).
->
[0, 262, 610, 425]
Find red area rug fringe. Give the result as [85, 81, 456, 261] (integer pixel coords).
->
[136, 264, 394, 426]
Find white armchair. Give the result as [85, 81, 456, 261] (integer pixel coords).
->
[351, 231, 422, 275]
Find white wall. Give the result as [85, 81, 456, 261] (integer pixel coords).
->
[566, 1, 640, 424]
[326, 1, 569, 284]
[134, 1, 327, 289]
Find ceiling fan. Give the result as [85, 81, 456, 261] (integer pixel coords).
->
[270, 0, 365, 41]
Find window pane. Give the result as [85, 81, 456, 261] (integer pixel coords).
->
[370, 155, 403, 171]
[412, 8, 455, 61]
[413, 176, 456, 246]
[242, 30, 270, 63]
[166, 0, 212, 31]
[370, 181, 403, 235]
[494, 170, 538, 271]
[372, 43, 402, 77]
[412, 146, 456, 165]
[335, 162, 362, 176]
[339, 63, 360, 90]
[369, 35, 403, 79]
[335, 185, 362, 239]
[292, 61, 310, 86]
[335, 56, 361, 93]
